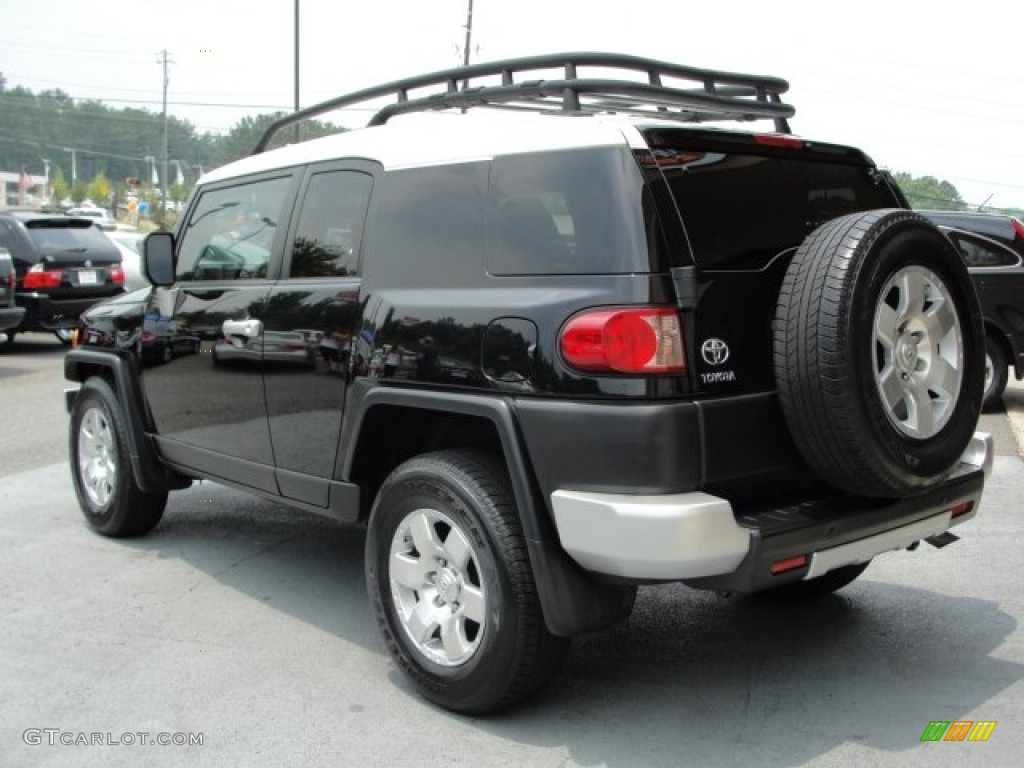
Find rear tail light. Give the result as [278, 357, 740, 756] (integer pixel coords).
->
[949, 500, 974, 519]
[753, 134, 805, 149]
[1012, 218, 1024, 241]
[108, 265, 125, 284]
[22, 263, 64, 289]
[560, 307, 686, 374]
[770, 554, 808, 575]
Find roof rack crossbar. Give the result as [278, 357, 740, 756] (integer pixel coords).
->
[253, 52, 793, 154]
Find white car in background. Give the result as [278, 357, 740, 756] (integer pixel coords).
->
[67, 207, 118, 231]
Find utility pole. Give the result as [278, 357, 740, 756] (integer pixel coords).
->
[63, 147, 77, 185]
[463, 0, 474, 67]
[294, 0, 301, 144]
[159, 49, 170, 221]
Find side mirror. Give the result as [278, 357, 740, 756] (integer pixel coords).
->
[142, 232, 176, 286]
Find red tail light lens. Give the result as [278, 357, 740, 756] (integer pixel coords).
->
[1012, 218, 1024, 241]
[108, 265, 125, 284]
[753, 134, 805, 149]
[770, 554, 809, 575]
[560, 308, 686, 374]
[23, 264, 64, 289]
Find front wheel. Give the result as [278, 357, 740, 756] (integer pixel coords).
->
[365, 450, 568, 714]
[982, 335, 1008, 412]
[69, 378, 167, 537]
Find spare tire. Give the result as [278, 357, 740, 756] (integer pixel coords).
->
[774, 209, 984, 498]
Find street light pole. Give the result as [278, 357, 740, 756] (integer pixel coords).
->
[159, 49, 170, 220]
[294, 0, 301, 143]
[63, 147, 77, 185]
[463, 0, 474, 67]
[41, 158, 50, 202]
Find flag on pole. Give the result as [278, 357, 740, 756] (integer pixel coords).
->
[17, 167, 32, 205]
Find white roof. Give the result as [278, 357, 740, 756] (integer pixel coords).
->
[201, 113, 654, 184]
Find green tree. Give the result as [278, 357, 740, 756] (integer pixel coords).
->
[168, 182, 190, 206]
[86, 172, 111, 206]
[70, 179, 88, 204]
[892, 172, 966, 210]
[51, 165, 68, 203]
[215, 113, 344, 166]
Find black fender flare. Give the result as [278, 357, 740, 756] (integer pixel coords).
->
[340, 386, 635, 637]
[65, 349, 191, 493]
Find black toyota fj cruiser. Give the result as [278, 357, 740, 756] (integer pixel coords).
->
[64, 53, 992, 714]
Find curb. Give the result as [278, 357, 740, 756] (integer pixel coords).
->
[1003, 376, 1024, 459]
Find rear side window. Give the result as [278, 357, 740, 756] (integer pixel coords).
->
[289, 171, 372, 277]
[176, 176, 291, 281]
[946, 231, 1020, 268]
[365, 162, 487, 284]
[488, 147, 650, 275]
[0, 221, 17, 253]
[657, 150, 898, 269]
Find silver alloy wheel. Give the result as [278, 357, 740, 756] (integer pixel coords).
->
[78, 405, 117, 508]
[984, 350, 994, 395]
[872, 266, 964, 439]
[389, 508, 486, 667]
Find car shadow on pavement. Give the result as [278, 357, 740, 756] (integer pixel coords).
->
[122, 481, 378, 651]
[118, 481, 1022, 766]
[2, 333, 67, 355]
[482, 583, 1021, 766]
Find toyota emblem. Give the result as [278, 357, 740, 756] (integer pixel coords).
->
[701, 338, 730, 366]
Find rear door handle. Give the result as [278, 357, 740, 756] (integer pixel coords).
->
[222, 319, 263, 338]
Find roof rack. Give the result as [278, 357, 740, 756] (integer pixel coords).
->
[253, 52, 794, 154]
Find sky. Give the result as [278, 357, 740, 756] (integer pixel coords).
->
[2, 0, 1023, 210]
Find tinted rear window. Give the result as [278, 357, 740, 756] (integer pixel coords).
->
[656, 150, 898, 269]
[24, 220, 117, 254]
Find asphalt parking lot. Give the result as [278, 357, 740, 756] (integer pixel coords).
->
[2, 333, 1024, 767]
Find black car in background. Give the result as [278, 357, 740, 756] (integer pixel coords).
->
[922, 210, 1024, 409]
[0, 211, 125, 345]
[0, 247, 26, 340]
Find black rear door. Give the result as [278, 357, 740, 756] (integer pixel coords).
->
[262, 164, 374, 508]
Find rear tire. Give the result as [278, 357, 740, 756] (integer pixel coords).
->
[982, 335, 1008, 412]
[69, 377, 167, 537]
[365, 450, 568, 714]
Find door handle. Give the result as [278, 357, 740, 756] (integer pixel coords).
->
[222, 319, 263, 338]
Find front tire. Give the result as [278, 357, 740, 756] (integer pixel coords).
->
[70, 378, 167, 537]
[365, 450, 568, 714]
[982, 335, 1008, 412]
